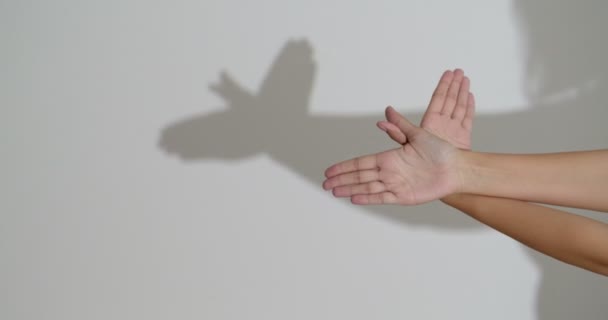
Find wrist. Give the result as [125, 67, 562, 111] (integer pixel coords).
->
[440, 193, 462, 205]
[452, 149, 479, 194]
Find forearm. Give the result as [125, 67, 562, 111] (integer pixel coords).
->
[442, 194, 608, 276]
[457, 149, 608, 212]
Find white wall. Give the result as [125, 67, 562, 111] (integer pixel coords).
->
[2, 1, 607, 319]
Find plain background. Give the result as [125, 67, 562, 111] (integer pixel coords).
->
[2, 1, 607, 319]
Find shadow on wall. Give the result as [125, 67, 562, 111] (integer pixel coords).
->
[158, 0, 608, 319]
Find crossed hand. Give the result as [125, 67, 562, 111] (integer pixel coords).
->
[323, 69, 475, 205]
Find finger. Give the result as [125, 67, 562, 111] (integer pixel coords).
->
[377, 121, 406, 144]
[463, 92, 476, 130]
[351, 192, 397, 205]
[323, 169, 380, 190]
[385, 106, 418, 136]
[428, 70, 454, 114]
[324, 154, 378, 178]
[452, 76, 470, 120]
[441, 69, 464, 116]
[331, 181, 386, 197]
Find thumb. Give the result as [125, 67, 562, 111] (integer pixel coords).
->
[385, 106, 418, 137]
[377, 121, 407, 144]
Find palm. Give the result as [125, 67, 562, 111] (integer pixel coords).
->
[375, 131, 459, 204]
[323, 125, 460, 205]
[421, 112, 471, 150]
[379, 69, 475, 150]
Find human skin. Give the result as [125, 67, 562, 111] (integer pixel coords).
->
[324, 69, 608, 275]
[322, 72, 608, 212]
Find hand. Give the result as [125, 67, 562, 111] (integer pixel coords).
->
[377, 69, 475, 150]
[322, 69, 473, 205]
[323, 115, 462, 205]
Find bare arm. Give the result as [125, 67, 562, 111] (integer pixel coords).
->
[373, 69, 608, 275]
[457, 149, 608, 212]
[443, 194, 608, 276]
